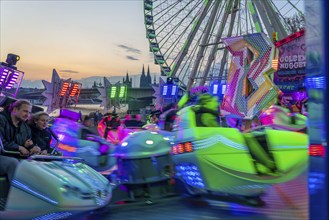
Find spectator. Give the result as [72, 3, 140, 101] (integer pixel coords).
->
[29, 111, 51, 155]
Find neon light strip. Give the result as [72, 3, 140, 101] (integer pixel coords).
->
[274, 145, 308, 149]
[192, 135, 307, 151]
[33, 212, 72, 220]
[12, 179, 58, 204]
[192, 134, 248, 151]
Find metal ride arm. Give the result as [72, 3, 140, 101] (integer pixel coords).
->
[253, 0, 287, 40]
[217, 0, 239, 83]
[48, 128, 62, 156]
[170, 0, 212, 80]
[188, 0, 221, 88]
[0, 138, 19, 155]
[196, 0, 235, 88]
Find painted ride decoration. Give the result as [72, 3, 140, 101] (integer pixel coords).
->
[220, 33, 280, 120]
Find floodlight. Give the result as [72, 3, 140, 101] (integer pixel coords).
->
[6, 54, 20, 67]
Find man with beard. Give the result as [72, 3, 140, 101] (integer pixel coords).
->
[0, 99, 41, 184]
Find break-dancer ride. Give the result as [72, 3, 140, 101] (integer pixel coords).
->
[170, 96, 307, 205]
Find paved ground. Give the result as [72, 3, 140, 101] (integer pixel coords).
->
[72, 171, 308, 220]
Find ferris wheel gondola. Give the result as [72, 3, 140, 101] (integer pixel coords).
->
[143, 0, 304, 90]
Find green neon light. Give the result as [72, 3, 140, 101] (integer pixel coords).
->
[110, 86, 117, 98]
[119, 86, 126, 98]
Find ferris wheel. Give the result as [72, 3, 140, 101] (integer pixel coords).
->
[143, 0, 304, 90]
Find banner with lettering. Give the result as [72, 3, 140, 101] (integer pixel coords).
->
[274, 30, 306, 92]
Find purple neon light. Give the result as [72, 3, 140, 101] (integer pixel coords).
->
[4, 70, 21, 89]
[99, 144, 109, 154]
[292, 91, 307, 101]
[0, 68, 9, 86]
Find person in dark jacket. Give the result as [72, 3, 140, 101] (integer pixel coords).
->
[0, 99, 40, 155]
[29, 111, 51, 155]
[0, 99, 40, 184]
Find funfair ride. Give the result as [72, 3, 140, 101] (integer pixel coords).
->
[144, 0, 304, 90]
[141, 0, 307, 206]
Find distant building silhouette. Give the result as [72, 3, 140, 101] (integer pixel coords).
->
[92, 80, 102, 88]
[140, 65, 146, 88]
[146, 65, 152, 86]
[123, 71, 132, 88]
[140, 65, 152, 88]
[153, 74, 157, 86]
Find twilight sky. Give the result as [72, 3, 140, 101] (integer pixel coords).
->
[0, 0, 159, 82]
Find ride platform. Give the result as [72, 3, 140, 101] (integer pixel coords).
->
[70, 171, 307, 220]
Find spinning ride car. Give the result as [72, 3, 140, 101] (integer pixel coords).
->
[51, 109, 115, 171]
[109, 130, 176, 203]
[170, 105, 308, 205]
[0, 139, 111, 219]
[259, 105, 307, 132]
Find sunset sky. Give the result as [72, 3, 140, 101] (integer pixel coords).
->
[0, 0, 159, 82]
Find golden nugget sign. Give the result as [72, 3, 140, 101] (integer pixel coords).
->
[279, 54, 306, 69]
[274, 29, 306, 92]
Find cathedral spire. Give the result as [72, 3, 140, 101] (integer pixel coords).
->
[145, 65, 152, 87]
[142, 65, 145, 77]
[126, 71, 129, 81]
[140, 64, 146, 87]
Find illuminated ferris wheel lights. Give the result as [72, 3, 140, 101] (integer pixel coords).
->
[147, 29, 156, 39]
[150, 42, 159, 52]
[155, 55, 165, 64]
[145, 15, 153, 25]
[144, 0, 153, 11]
